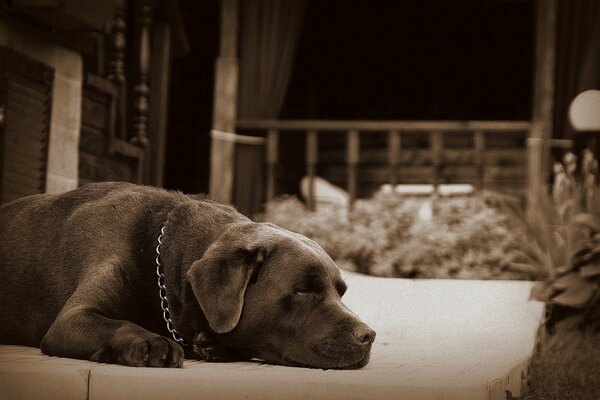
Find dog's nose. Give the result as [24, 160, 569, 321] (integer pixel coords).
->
[353, 325, 376, 345]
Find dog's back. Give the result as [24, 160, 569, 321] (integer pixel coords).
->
[0, 182, 166, 345]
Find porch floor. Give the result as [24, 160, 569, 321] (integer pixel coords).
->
[0, 273, 544, 400]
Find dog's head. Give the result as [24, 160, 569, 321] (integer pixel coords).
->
[186, 222, 375, 369]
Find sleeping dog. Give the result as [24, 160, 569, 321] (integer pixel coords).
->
[0, 182, 375, 369]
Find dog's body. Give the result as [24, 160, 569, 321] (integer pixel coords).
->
[0, 182, 374, 369]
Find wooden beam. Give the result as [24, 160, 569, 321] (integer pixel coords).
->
[529, 0, 557, 205]
[209, 0, 239, 203]
[237, 119, 531, 132]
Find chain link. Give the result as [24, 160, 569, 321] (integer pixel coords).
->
[156, 226, 186, 346]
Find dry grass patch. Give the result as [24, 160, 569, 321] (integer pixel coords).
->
[524, 329, 600, 400]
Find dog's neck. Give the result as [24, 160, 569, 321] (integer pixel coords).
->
[155, 224, 187, 346]
[157, 200, 246, 343]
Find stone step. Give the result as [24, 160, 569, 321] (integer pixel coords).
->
[0, 272, 544, 400]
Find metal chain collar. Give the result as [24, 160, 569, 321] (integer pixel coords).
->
[155, 226, 187, 346]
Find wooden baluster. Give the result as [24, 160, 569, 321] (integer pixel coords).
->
[306, 130, 318, 210]
[346, 130, 360, 209]
[108, 0, 126, 85]
[431, 130, 443, 190]
[131, 4, 151, 147]
[107, 0, 127, 139]
[266, 129, 279, 202]
[387, 130, 400, 186]
[474, 130, 485, 190]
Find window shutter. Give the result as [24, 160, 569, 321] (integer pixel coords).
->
[0, 49, 54, 205]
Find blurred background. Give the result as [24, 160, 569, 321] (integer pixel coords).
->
[0, 0, 598, 214]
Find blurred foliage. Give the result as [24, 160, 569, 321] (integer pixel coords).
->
[257, 190, 540, 280]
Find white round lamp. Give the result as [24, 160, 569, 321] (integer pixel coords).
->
[569, 89, 600, 131]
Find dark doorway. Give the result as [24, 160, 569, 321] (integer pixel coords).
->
[164, 0, 219, 194]
[282, 0, 534, 120]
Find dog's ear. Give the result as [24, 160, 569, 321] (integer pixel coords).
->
[187, 241, 265, 334]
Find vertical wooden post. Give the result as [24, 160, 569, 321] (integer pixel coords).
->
[108, 0, 126, 86]
[265, 129, 279, 202]
[131, 3, 151, 148]
[431, 130, 443, 189]
[474, 130, 485, 190]
[388, 130, 400, 186]
[306, 130, 318, 210]
[148, 24, 171, 187]
[209, 0, 239, 203]
[529, 0, 557, 206]
[107, 0, 127, 141]
[346, 130, 360, 208]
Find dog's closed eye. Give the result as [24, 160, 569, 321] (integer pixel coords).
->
[294, 288, 311, 295]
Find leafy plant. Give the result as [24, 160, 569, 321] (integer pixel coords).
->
[526, 150, 600, 332]
[257, 190, 536, 280]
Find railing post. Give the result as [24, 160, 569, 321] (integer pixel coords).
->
[431, 130, 443, 190]
[306, 130, 318, 210]
[346, 129, 360, 208]
[474, 130, 485, 190]
[266, 129, 279, 202]
[387, 130, 400, 186]
[131, 3, 152, 148]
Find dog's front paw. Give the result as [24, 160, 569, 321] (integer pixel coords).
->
[192, 331, 243, 362]
[118, 336, 184, 368]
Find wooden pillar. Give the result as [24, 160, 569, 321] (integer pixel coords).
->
[209, 0, 239, 203]
[148, 24, 171, 187]
[529, 0, 557, 206]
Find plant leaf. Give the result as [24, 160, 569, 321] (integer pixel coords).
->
[555, 264, 575, 275]
[580, 262, 600, 279]
[572, 213, 600, 233]
[508, 262, 539, 274]
[530, 281, 555, 301]
[572, 243, 600, 268]
[552, 272, 581, 290]
[551, 279, 597, 308]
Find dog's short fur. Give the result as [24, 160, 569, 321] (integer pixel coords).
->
[0, 182, 375, 369]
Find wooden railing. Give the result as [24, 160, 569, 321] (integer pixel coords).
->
[237, 119, 541, 209]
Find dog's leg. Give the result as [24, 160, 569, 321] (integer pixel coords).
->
[41, 305, 184, 367]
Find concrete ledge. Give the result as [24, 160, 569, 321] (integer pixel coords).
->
[0, 274, 544, 400]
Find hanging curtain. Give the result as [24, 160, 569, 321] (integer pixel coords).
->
[554, 0, 600, 139]
[238, 0, 308, 119]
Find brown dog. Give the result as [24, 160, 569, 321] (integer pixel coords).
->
[0, 182, 374, 369]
